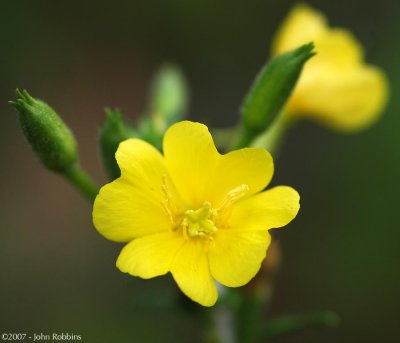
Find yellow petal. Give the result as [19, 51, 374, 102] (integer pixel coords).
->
[116, 231, 184, 279]
[93, 139, 171, 242]
[273, 5, 363, 68]
[272, 3, 327, 56]
[170, 239, 218, 307]
[116, 138, 166, 185]
[206, 148, 274, 207]
[291, 65, 389, 131]
[209, 230, 271, 287]
[163, 121, 219, 208]
[164, 121, 274, 209]
[228, 186, 300, 231]
[309, 28, 362, 69]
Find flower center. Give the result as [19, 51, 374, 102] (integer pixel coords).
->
[182, 202, 218, 239]
[161, 174, 250, 240]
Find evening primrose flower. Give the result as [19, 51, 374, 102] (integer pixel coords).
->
[93, 121, 299, 306]
[272, 4, 388, 131]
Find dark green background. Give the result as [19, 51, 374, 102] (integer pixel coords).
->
[1, 0, 399, 342]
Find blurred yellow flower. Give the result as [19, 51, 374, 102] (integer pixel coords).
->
[272, 4, 388, 131]
[93, 121, 299, 306]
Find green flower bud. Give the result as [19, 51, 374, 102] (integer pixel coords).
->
[148, 64, 189, 132]
[99, 108, 137, 179]
[10, 89, 77, 173]
[235, 43, 315, 148]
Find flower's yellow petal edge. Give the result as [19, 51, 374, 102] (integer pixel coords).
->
[272, 3, 389, 131]
[117, 231, 184, 278]
[170, 240, 218, 307]
[93, 139, 172, 242]
[209, 186, 299, 287]
[209, 231, 271, 287]
[229, 186, 300, 231]
[164, 121, 274, 208]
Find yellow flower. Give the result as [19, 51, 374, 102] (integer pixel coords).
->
[272, 4, 388, 131]
[93, 121, 299, 306]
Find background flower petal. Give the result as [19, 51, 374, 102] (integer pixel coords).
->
[272, 4, 363, 67]
[272, 3, 327, 56]
[93, 139, 172, 242]
[272, 3, 388, 132]
[209, 230, 271, 287]
[170, 239, 218, 307]
[116, 231, 183, 279]
[163, 121, 219, 208]
[290, 66, 388, 131]
[308, 28, 362, 68]
[228, 186, 300, 231]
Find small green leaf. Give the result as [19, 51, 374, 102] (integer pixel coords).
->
[148, 64, 189, 132]
[234, 43, 315, 148]
[260, 311, 340, 340]
[99, 108, 137, 179]
[10, 89, 77, 173]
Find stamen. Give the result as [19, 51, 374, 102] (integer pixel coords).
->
[161, 199, 174, 224]
[218, 184, 249, 213]
[161, 174, 181, 225]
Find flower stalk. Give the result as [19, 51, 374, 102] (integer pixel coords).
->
[250, 110, 297, 155]
[64, 164, 99, 202]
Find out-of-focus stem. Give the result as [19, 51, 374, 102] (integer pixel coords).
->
[212, 305, 236, 343]
[237, 239, 282, 343]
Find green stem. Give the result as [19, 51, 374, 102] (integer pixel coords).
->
[64, 164, 99, 202]
[230, 111, 296, 153]
[250, 111, 296, 155]
[237, 292, 266, 343]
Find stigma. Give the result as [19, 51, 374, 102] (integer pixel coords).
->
[182, 202, 218, 239]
